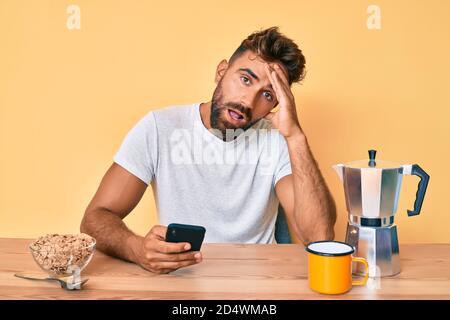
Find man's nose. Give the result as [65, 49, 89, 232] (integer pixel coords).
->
[240, 91, 258, 111]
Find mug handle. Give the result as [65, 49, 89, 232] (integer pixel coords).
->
[351, 257, 369, 286]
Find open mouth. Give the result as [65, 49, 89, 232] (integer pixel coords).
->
[227, 108, 245, 122]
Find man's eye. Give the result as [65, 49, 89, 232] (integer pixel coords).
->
[263, 91, 273, 101]
[240, 76, 250, 84]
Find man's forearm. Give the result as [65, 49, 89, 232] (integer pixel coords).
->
[285, 133, 337, 243]
[80, 209, 142, 263]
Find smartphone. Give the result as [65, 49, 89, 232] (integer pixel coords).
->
[165, 223, 206, 252]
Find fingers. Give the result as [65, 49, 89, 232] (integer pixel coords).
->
[265, 64, 294, 102]
[145, 225, 192, 253]
[272, 64, 290, 87]
[148, 225, 168, 240]
[264, 64, 282, 102]
[271, 65, 294, 99]
[157, 259, 199, 270]
[140, 243, 203, 274]
[147, 225, 191, 250]
[139, 225, 204, 274]
[151, 251, 202, 263]
[141, 250, 202, 274]
[144, 259, 200, 274]
[149, 238, 191, 253]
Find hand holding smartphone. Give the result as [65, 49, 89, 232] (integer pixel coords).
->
[133, 224, 205, 274]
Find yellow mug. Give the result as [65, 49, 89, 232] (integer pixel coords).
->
[306, 240, 369, 295]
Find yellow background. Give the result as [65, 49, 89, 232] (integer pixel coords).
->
[1, 0, 449, 243]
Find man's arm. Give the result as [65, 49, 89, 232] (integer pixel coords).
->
[81, 163, 147, 262]
[275, 135, 336, 245]
[81, 163, 202, 273]
[263, 62, 336, 245]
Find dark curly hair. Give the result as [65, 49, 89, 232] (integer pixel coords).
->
[229, 26, 306, 85]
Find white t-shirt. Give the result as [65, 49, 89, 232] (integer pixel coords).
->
[113, 102, 292, 244]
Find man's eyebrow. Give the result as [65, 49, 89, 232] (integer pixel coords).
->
[239, 68, 259, 80]
[238, 67, 274, 91]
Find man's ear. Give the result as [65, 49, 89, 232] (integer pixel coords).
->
[215, 59, 229, 84]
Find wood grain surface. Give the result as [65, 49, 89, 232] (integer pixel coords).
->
[1, 238, 449, 299]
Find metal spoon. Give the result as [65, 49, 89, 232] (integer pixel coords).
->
[14, 273, 89, 290]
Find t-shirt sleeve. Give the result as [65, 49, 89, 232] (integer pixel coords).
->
[113, 111, 158, 185]
[273, 134, 292, 187]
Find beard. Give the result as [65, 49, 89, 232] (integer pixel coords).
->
[210, 80, 259, 141]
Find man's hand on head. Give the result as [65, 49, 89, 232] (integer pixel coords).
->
[263, 62, 303, 140]
[129, 225, 202, 274]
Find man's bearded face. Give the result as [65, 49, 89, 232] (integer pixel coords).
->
[210, 78, 258, 138]
[209, 51, 283, 140]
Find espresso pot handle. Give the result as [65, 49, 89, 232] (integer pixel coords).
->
[402, 164, 430, 217]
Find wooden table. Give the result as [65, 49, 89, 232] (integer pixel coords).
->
[0, 238, 449, 299]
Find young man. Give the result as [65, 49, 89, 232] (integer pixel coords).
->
[81, 27, 336, 274]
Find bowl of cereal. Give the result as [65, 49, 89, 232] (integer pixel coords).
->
[29, 233, 96, 278]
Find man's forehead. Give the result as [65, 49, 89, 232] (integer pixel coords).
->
[232, 51, 266, 68]
[230, 50, 289, 79]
